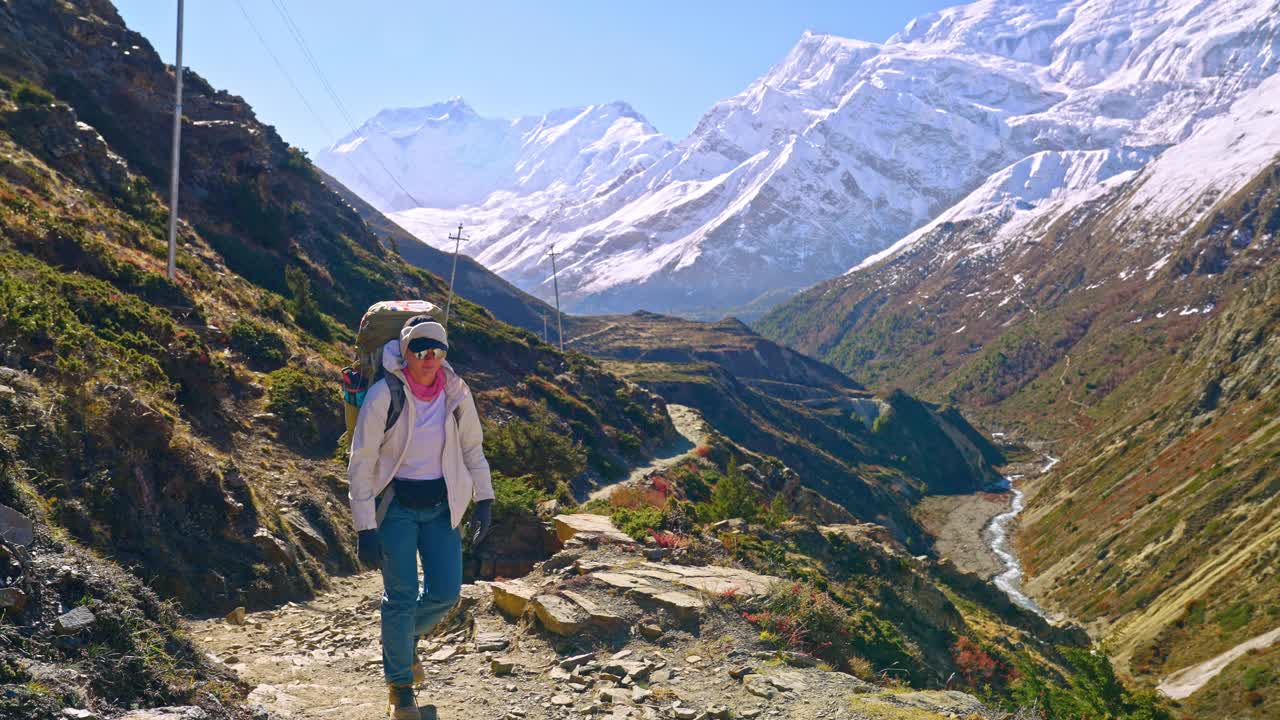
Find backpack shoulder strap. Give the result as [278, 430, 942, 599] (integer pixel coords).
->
[384, 374, 406, 432]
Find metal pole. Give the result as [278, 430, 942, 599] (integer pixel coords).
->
[166, 0, 185, 281]
[444, 224, 465, 328]
[549, 250, 563, 352]
[542, 309, 547, 343]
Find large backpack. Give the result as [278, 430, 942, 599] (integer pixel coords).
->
[341, 300, 439, 437]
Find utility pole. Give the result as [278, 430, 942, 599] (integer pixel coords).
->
[542, 309, 548, 344]
[166, 0, 185, 281]
[444, 224, 467, 329]
[547, 249, 564, 352]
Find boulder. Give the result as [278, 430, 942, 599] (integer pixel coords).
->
[283, 512, 328, 556]
[743, 674, 774, 698]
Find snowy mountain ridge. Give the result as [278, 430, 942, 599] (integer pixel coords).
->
[317, 0, 1280, 320]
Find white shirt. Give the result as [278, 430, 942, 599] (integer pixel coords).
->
[394, 392, 447, 480]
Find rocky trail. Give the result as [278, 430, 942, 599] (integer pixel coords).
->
[586, 405, 707, 503]
[191, 515, 993, 720]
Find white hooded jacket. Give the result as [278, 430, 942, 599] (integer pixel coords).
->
[347, 339, 494, 531]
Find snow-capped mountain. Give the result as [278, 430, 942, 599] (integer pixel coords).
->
[313, 97, 672, 214]
[319, 0, 1280, 320]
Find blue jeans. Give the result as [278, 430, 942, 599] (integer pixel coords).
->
[377, 497, 462, 686]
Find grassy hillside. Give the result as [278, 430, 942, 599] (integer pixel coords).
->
[757, 131, 1280, 710]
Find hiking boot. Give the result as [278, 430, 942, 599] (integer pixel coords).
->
[387, 684, 420, 720]
[412, 659, 426, 684]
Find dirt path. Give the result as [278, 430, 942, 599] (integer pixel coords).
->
[190, 543, 992, 720]
[1157, 625, 1280, 700]
[586, 404, 706, 503]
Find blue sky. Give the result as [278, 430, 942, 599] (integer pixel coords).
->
[115, 1, 958, 153]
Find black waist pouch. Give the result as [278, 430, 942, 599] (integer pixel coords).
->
[392, 478, 447, 508]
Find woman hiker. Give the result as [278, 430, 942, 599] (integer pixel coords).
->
[347, 316, 495, 720]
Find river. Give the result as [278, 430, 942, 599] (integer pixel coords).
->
[985, 455, 1058, 619]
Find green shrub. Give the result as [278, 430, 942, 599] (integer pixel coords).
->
[1010, 648, 1173, 720]
[285, 266, 330, 340]
[228, 318, 287, 369]
[1215, 601, 1254, 633]
[705, 459, 760, 522]
[484, 418, 586, 492]
[491, 472, 547, 521]
[1243, 665, 1268, 692]
[610, 505, 664, 540]
[14, 81, 55, 107]
[265, 367, 340, 450]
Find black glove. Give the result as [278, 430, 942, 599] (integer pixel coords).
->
[468, 499, 493, 546]
[356, 529, 381, 569]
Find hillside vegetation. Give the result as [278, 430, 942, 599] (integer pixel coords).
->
[566, 312, 1005, 547]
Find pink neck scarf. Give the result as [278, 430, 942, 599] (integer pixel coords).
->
[404, 367, 445, 402]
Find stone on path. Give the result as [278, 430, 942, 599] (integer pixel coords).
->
[475, 631, 509, 651]
[225, 606, 247, 625]
[553, 514, 636, 545]
[628, 586, 705, 620]
[743, 674, 774, 698]
[531, 594, 587, 636]
[490, 579, 537, 618]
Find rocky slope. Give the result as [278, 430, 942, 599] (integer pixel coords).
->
[756, 37, 1280, 719]
[322, 0, 1280, 320]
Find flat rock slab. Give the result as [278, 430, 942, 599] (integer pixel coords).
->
[560, 590, 629, 635]
[590, 571, 656, 592]
[553, 514, 636, 545]
[490, 579, 537, 618]
[629, 587, 705, 618]
[635, 561, 778, 597]
[531, 594, 587, 636]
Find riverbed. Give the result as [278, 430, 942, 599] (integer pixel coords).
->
[917, 455, 1058, 620]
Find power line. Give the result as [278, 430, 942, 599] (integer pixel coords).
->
[233, 0, 397, 239]
[269, 0, 427, 211]
[234, 0, 333, 141]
